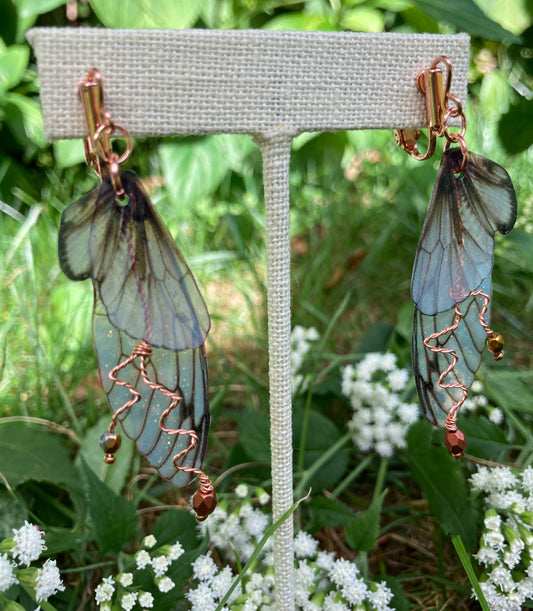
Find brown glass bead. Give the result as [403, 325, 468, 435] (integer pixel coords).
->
[444, 429, 467, 459]
[193, 488, 217, 521]
[104, 453, 116, 464]
[488, 334, 504, 360]
[100, 431, 122, 454]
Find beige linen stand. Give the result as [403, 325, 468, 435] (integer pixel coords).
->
[27, 27, 470, 610]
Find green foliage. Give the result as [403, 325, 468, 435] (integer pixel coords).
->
[0, 0, 531, 607]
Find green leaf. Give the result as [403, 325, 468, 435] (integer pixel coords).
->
[486, 370, 533, 414]
[78, 416, 135, 494]
[153, 509, 199, 549]
[4, 92, 46, 148]
[340, 8, 386, 32]
[52, 139, 86, 169]
[410, 0, 521, 42]
[238, 410, 270, 463]
[0, 423, 80, 490]
[89, 0, 202, 29]
[345, 490, 388, 552]
[17, 0, 68, 18]
[263, 13, 334, 31]
[293, 408, 350, 490]
[498, 97, 533, 155]
[0, 45, 28, 92]
[306, 495, 356, 532]
[407, 421, 478, 551]
[0, 490, 27, 538]
[159, 135, 253, 212]
[81, 459, 137, 554]
[459, 416, 510, 461]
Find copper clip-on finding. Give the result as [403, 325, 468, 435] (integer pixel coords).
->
[79, 68, 111, 181]
[79, 69, 132, 196]
[394, 56, 451, 162]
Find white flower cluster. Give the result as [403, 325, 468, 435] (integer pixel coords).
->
[0, 520, 65, 605]
[190, 486, 395, 610]
[94, 537, 185, 609]
[341, 352, 419, 457]
[462, 380, 504, 425]
[470, 465, 533, 610]
[290, 325, 320, 395]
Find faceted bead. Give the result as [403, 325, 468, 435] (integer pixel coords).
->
[100, 431, 122, 454]
[104, 453, 116, 464]
[488, 334, 504, 360]
[444, 429, 466, 459]
[193, 488, 217, 521]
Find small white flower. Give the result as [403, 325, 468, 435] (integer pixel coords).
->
[0, 553, 17, 592]
[142, 535, 157, 549]
[387, 368, 408, 391]
[11, 521, 46, 566]
[257, 490, 270, 505]
[135, 549, 151, 569]
[186, 581, 217, 610]
[522, 467, 533, 494]
[243, 508, 269, 539]
[369, 580, 394, 609]
[192, 554, 217, 582]
[95, 576, 115, 603]
[211, 566, 237, 601]
[34, 559, 65, 602]
[316, 550, 335, 571]
[157, 576, 175, 593]
[152, 555, 171, 577]
[475, 545, 499, 566]
[138, 591, 154, 608]
[329, 558, 359, 588]
[484, 514, 502, 531]
[294, 531, 318, 558]
[483, 529, 505, 550]
[120, 591, 137, 611]
[167, 541, 184, 561]
[118, 572, 133, 587]
[341, 577, 368, 604]
[489, 565, 516, 592]
[471, 380, 484, 393]
[397, 402, 419, 424]
[235, 484, 249, 498]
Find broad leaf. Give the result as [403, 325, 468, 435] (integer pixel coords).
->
[0, 424, 80, 491]
[345, 490, 388, 552]
[90, 0, 202, 29]
[411, 0, 521, 43]
[238, 410, 271, 463]
[407, 421, 478, 552]
[0, 45, 28, 92]
[499, 97, 533, 155]
[81, 460, 138, 554]
[307, 495, 356, 533]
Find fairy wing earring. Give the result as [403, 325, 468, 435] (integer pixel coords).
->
[396, 57, 517, 458]
[58, 69, 216, 519]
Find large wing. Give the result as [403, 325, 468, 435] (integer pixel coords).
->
[92, 291, 210, 488]
[58, 170, 210, 351]
[412, 277, 491, 428]
[411, 149, 516, 315]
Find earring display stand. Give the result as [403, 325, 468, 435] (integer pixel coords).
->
[28, 28, 470, 610]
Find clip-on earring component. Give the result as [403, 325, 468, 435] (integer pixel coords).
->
[59, 69, 216, 519]
[397, 56, 517, 458]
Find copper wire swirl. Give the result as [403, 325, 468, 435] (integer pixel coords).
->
[423, 290, 498, 433]
[107, 340, 213, 495]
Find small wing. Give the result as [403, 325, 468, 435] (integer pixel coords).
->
[412, 277, 491, 428]
[411, 149, 516, 315]
[58, 170, 210, 351]
[92, 291, 210, 487]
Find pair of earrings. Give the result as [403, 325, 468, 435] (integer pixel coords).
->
[397, 57, 517, 457]
[58, 69, 216, 520]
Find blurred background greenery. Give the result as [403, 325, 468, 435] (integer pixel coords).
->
[0, 0, 532, 608]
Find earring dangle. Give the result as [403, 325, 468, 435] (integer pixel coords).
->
[58, 69, 217, 519]
[395, 57, 517, 458]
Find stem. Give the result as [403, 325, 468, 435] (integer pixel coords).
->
[452, 534, 489, 611]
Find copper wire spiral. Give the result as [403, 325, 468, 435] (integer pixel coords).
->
[423, 290, 503, 436]
[106, 340, 216, 518]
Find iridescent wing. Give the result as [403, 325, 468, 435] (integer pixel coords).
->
[411, 149, 516, 315]
[412, 277, 491, 427]
[92, 291, 210, 487]
[58, 170, 210, 351]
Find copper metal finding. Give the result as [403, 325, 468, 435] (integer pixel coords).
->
[79, 68, 132, 195]
[395, 56, 469, 172]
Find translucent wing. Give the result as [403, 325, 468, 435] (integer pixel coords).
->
[92, 291, 210, 487]
[411, 149, 516, 315]
[412, 277, 491, 427]
[58, 170, 210, 351]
